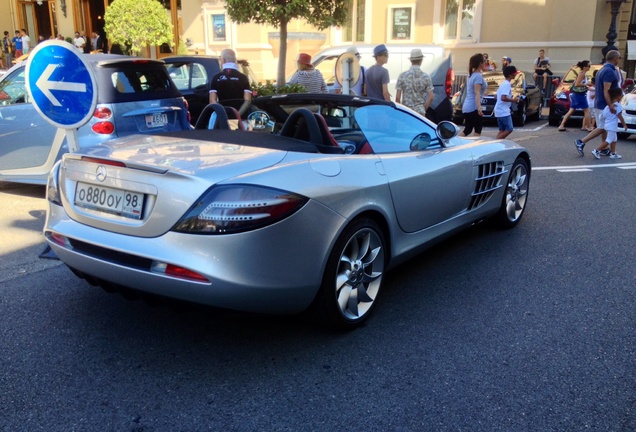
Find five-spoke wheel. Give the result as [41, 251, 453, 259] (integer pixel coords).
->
[496, 158, 529, 228]
[314, 218, 386, 330]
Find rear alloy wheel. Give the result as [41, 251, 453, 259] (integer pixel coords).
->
[495, 158, 529, 228]
[314, 218, 386, 330]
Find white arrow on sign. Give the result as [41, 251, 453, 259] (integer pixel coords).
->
[36, 64, 87, 107]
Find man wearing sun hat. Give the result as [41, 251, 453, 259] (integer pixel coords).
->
[365, 44, 391, 101]
[395, 48, 435, 119]
[334, 46, 366, 96]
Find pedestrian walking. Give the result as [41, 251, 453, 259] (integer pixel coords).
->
[12, 30, 22, 58]
[395, 48, 435, 119]
[209, 48, 252, 116]
[591, 87, 626, 159]
[81, 31, 91, 53]
[20, 29, 30, 55]
[557, 60, 591, 132]
[91, 32, 105, 53]
[2, 31, 12, 69]
[461, 53, 487, 137]
[585, 70, 598, 131]
[73, 32, 85, 51]
[494, 65, 520, 140]
[365, 44, 391, 101]
[287, 53, 328, 93]
[575, 50, 621, 156]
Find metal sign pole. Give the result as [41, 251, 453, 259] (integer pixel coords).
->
[343, 58, 351, 95]
[66, 129, 80, 153]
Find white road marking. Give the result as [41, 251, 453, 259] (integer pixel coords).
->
[533, 162, 636, 171]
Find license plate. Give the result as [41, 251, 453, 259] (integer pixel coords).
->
[145, 113, 168, 128]
[74, 182, 144, 220]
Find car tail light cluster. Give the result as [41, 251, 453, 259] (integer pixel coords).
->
[172, 185, 308, 234]
[445, 67, 454, 98]
[92, 106, 115, 135]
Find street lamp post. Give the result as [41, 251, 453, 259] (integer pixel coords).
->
[602, 0, 628, 58]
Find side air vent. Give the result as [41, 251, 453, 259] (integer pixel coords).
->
[468, 161, 507, 210]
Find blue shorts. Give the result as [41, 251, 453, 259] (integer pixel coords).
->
[497, 115, 513, 131]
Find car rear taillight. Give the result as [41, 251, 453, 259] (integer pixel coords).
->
[92, 121, 115, 135]
[445, 67, 454, 98]
[172, 185, 309, 234]
[94, 107, 113, 119]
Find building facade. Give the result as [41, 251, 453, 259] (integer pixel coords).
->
[2, 0, 635, 80]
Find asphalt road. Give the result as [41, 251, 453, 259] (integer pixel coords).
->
[1, 122, 635, 431]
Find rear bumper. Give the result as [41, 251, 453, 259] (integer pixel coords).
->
[44, 199, 345, 314]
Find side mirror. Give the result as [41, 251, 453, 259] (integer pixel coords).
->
[436, 121, 459, 141]
[552, 77, 561, 86]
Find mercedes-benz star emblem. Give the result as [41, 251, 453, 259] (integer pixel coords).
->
[96, 165, 107, 182]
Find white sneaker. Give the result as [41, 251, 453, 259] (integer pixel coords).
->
[591, 149, 601, 159]
[609, 153, 622, 159]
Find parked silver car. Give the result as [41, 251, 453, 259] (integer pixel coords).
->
[0, 55, 191, 184]
[44, 94, 530, 330]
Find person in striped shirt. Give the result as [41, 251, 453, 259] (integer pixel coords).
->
[288, 53, 328, 93]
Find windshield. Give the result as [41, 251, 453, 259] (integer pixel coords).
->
[0, 68, 27, 105]
[563, 64, 602, 83]
[354, 105, 438, 153]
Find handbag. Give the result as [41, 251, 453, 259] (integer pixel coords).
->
[570, 82, 587, 94]
[570, 73, 587, 93]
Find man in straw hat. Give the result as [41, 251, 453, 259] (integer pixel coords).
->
[395, 48, 435, 119]
[365, 44, 391, 101]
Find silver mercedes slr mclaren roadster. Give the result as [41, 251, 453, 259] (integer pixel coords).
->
[44, 94, 530, 330]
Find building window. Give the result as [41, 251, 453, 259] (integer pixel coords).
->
[443, 0, 476, 40]
[343, 0, 365, 42]
[212, 14, 226, 42]
[388, 5, 415, 42]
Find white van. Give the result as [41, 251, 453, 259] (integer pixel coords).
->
[311, 44, 453, 122]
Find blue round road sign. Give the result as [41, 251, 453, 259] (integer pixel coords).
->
[26, 40, 97, 129]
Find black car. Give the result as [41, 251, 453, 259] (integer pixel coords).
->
[452, 71, 543, 127]
[163, 55, 258, 125]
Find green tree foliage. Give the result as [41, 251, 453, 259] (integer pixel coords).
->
[104, 0, 173, 56]
[225, 0, 347, 85]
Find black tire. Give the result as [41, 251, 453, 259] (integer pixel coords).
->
[548, 106, 561, 126]
[617, 132, 631, 139]
[494, 158, 530, 229]
[513, 103, 527, 127]
[312, 218, 386, 330]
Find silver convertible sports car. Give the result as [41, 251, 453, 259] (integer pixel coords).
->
[44, 94, 531, 330]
